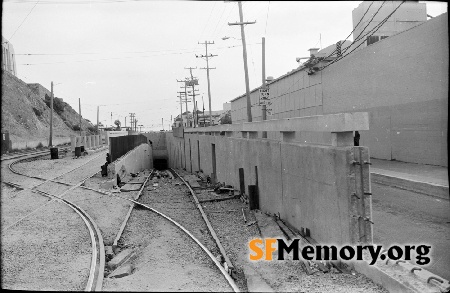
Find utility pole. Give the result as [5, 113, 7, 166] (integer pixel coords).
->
[49, 81, 54, 147]
[96, 106, 99, 134]
[185, 67, 198, 127]
[79, 98, 82, 136]
[129, 113, 135, 132]
[177, 79, 192, 127]
[202, 95, 205, 126]
[125, 116, 126, 128]
[229, 1, 256, 122]
[262, 36, 267, 138]
[197, 41, 217, 126]
[162, 118, 164, 131]
[177, 92, 184, 127]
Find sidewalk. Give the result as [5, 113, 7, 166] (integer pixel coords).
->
[370, 158, 449, 200]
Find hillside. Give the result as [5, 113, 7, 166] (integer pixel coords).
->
[1, 70, 94, 142]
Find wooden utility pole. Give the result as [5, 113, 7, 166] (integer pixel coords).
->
[96, 106, 99, 134]
[229, 1, 256, 122]
[177, 91, 184, 127]
[49, 81, 54, 147]
[79, 98, 82, 136]
[185, 67, 198, 127]
[177, 79, 192, 127]
[197, 41, 217, 126]
[162, 118, 164, 130]
[262, 37, 267, 138]
[129, 113, 135, 132]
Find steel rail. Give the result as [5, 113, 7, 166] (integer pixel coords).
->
[7, 148, 107, 187]
[32, 188, 104, 291]
[1, 146, 71, 162]
[81, 182, 241, 292]
[3, 159, 106, 291]
[170, 168, 235, 274]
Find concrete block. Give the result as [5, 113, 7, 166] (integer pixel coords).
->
[109, 264, 133, 279]
[107, 248, 133, 270]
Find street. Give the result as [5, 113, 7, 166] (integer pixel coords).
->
[371, 182, 450, 280]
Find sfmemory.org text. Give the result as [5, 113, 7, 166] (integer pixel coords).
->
[249, 238, 431, 265]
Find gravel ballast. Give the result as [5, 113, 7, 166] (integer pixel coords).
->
[1, 200, 92, 291]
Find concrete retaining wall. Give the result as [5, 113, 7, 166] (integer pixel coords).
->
[166, 132, 372, 246]
[141, 132, 168, 160]
[71, 135, 102, 152]
[107, 143, 153, 184]
[11, 137, 71, 150]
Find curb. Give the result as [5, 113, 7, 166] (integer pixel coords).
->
[371, 172, 449, 201]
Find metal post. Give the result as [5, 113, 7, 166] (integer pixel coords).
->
[49, 81, 54, 147]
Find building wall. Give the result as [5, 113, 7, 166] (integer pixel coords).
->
[321, 12, 448, 166]
[230, 13, 448, 166]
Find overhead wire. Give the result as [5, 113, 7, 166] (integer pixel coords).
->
[317, 1, 375, 62]
[320, 1, 405, 71]
[8, 0, 40, 41]
[277, 1, 393, 99]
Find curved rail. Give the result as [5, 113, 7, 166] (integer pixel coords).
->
[170, 168, 236, 275]
[3, 154, 106, 291]
[1, 146, 71, 162]
[81, 180, 240, 292]
[7, 148, 106, 187]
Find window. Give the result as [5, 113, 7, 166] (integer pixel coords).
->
[366, 36, 379, 46]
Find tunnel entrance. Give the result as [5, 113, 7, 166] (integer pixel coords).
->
[154, 159, 168, 170]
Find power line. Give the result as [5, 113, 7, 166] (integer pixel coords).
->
[320, 1, 405, 71]
[9, 0, 40, 41]
[197, 41, 217, 126]
[318, 1, 375, 62]
[18, 49, 200, 65]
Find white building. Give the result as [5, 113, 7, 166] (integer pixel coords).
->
[2, 36, 17, 76]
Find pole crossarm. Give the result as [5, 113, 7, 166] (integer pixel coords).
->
[228, 21, 256, 25]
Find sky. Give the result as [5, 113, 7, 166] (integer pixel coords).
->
[2, 0, 448, 131]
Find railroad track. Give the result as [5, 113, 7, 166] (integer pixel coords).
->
[0, 145, 71, 162]
[2, 150, 239, 291]
[1, 149, 107, 291]
[81, 169, 241, 292]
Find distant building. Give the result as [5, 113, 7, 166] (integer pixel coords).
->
[350, 1, 427, 52]
[2, 36, 17, 76]
[230, 6, 448, 167]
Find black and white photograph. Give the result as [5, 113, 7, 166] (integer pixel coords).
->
[1, 1, 448, 291]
